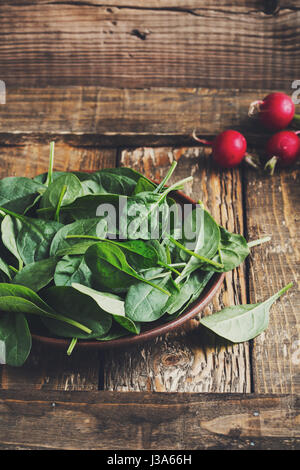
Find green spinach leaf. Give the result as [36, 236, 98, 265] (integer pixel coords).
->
[54, 255, 92, 287]
[40, 173, 84, 211]
[85, 242, 171, 295]
[0, 177, 45, 214]
[13, 257, 58, 291]
[42, 286, 112, 339]
[203, 227, 250, 272]
[72, 283, 140, 334]
[200, 283, 293, 342]
[0, 208, 62, 265]
[0, 313, 32, 367]
[125, 273, 176, 322]
[50, 218, 107, 256]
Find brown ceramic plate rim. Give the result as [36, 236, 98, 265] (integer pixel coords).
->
[32, 184, 225, 349]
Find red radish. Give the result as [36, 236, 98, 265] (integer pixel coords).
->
[249, 92, 295, 131]
[192, 129, 248, 168]
[264, 130, 300, 174]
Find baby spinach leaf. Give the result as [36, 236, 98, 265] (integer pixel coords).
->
[0, 207, 62, 265]
[122, 192, 170, 240]
[55, 241, 99, 257]
[0, 295, 91, 334]
[0, 282, 55, 311]
[13, 257, 58, 291]
[59, 193, 122, 221]
[202, 227, 250, 273]
[166, 271, 213, 316]
[72, 283, 140, 334]
[34, 170, 92, 185]
[50, 218, 107, 256]
[0, 282, 90, 335]
[1, 215, 23, 270]
[133, 177, 156, 195]
[100, 167, 154, 187]
[85, 242, 171, 295]
[0, 256, 12, 280]
[92, 238, 160, 270]
[54, 255, 92, 287]
[40, 173, 84, 212]
[0, 177, 45, 214]
[42, 286, 112, 339]
[125, 273, 177, 322]
[200, 283, 293, 342]
[0, 313, 32, 367]
[81, 171, 137, 196]
[174, 206, 220, 282]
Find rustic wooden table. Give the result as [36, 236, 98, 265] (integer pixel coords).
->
[0, 0, 299, 450]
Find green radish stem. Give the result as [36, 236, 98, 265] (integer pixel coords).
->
[293, 113, 300, 127]
[264, 156, 278, 176]
[247, 236, 271, 249]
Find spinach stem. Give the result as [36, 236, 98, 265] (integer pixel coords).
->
[271, 282, 293, 301]
[66, 235, 100, 240]
[0, 206, 24, 221]
[153, 161, 177, 193]
[45, 141, 55, 187]
[247, 236, 271, 248]
[8, 265, 19, 274]
[165, 245, 171, 264]
[54, 184, 67, 222]
[140, 277, 171, 296]
[44, 310, 92, 334]
[158, 261, 181, 276]
[67, 337, 78, 356]
[160, 176, 193, 200]
[168, 236, 224, 269]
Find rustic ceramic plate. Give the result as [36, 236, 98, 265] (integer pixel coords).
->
[32, 187, 224, 349]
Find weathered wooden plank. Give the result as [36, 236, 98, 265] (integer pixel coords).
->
[0, 3, 299, 89]
[0, 141, 116, 178]
[0, 142, 117, 390]
[1, 87, 298, 146]
[245, 167, 300, 394]
[8, 1, 299, 10]
[0, 390, 298, 450]
[103, 146, 251, 392]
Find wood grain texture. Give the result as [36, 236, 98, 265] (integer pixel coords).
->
[0, 142, 117, 391]
[103, 146, 251, 392]
[1, 87, 298, 146]
[0, 390, 298, 450]
[0, 2, 299, 89]
[245, 167, 300, 394]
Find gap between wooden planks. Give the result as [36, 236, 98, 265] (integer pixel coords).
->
[0, 390, 298, 450]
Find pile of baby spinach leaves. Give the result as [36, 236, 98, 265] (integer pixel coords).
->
[0, 143, 292, 366]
